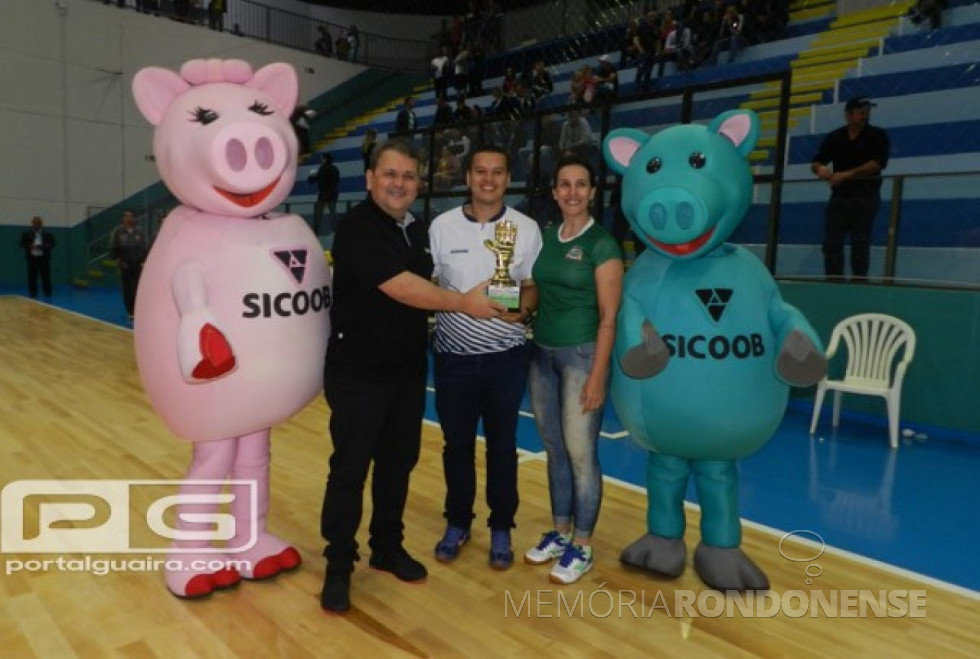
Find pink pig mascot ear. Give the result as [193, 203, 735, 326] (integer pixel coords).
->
[132, 59, 331, 598]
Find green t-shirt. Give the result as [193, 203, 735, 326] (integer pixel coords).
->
[532, 220, 622, 347]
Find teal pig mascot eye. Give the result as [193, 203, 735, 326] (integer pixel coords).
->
[646, 157, 662, 174]
[688, 152, 706, 169]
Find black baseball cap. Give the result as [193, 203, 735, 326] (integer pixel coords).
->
[845, 97, 877, 111]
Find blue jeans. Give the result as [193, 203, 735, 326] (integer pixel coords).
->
[434, 344, 529, 531]
[528, 342, 604, 538]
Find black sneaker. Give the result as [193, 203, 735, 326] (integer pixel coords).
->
[320, 569, 351, 613]
[369, 548, 428, 583]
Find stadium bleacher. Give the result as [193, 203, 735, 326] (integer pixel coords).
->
[289, 0, 980, 285]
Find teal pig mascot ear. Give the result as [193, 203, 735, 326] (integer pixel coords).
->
[602, 109, 827, 591]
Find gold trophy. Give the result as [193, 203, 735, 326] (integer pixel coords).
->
[484, 219, 521, 312]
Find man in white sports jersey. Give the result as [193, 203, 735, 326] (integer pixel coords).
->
[429, 144, 543, 571]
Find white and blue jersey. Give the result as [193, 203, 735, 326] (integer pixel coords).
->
[429, 204, 542, 355]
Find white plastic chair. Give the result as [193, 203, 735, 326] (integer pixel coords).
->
[809, 313, 916, 449]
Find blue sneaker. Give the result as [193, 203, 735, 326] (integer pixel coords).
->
[489, 530, 514, 571]
[524, 530, 570, 565]
[549, 544, 594, 585]
[434, 526, 470, 563]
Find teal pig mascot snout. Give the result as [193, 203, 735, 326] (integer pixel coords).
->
[603, 110, 827, 591]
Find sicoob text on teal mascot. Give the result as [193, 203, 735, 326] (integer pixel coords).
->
[602, 110, 827, 591]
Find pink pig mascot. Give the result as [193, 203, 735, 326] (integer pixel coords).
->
[132, 59, 330, 598]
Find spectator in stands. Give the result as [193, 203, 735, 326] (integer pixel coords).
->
[449, 15, 465, 53]
[447, 129, 472, 163]
[453, 97, 474, 124]
[512, 82, 536, 116]
[487, 87, 511, 117]
[620, 18, 641, 68]
[658, 9, 677, 53]
[581, 65, 599, 105]
[207, 0, 226, 32]
[634, 10, 662, 93]
[434, 95, 454, 127]
[568, 69, 587, 106]
[530, 60, 554, 101]
[361, 128, 378, 172]
[558, 110, 600, 166]
[464, 0, 482, 48]
[315, 25, 333, 57]
[395, 97, 417, 135]
[690, 8, 719, 68]
[336, 30, 351, 60]
[908, 0, 946, 30]
[290, 104, 316, 158]
[19, 216, 55, 299]
[309, 153, 340, 236]
[710, 5, 746, 65]
[658, 19, 693, 78]
[433, 145, 462, 191]
[593, 55, 619, 102]
[468, 45, 486, 97]
[483, 0, 504, 52]
[453, 49, 470, 99]
[110, 210, 148, 319]
[432, 48, 452, 101]
[347, 25, 360, 62]
[433, 19, 453, 55]
[502, 67, 518, 95]
[810, 97, 891, 282]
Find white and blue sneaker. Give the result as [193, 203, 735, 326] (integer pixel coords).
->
[524, 530, 571, 565]
[549, 544, 594, 584]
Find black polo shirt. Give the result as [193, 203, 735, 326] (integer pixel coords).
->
[325, 197, 433, 383]
[813, 123, 890, 198]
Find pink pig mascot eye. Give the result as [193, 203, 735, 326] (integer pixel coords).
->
[131, 59, 331, 598]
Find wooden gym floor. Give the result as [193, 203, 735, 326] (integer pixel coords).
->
[0, 295, 978, 657]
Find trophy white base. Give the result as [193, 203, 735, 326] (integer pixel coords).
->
[487, 283, 520, 312]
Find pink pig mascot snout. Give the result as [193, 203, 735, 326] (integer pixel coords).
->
[132, 59, 330, 598]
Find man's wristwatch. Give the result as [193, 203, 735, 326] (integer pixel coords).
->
[520, 307, 534, 326]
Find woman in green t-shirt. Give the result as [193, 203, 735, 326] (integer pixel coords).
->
[524, 155, 624, 584]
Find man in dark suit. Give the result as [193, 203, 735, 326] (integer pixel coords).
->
[19, 216, 55, 298]
[394, 97, 417, 135]
[309, 152, 340, 235]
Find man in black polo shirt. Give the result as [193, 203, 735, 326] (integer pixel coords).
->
[811, 97, 890, 281]
[319, 139, 502, 613]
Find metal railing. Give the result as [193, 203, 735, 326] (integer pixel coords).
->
[93, 0, 435, 71]
[91, 0, 675, 72]
[336, 69, 979, 290]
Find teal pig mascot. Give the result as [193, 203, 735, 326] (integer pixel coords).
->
[603, 110, 827, 591]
